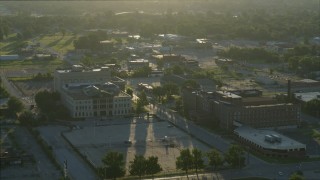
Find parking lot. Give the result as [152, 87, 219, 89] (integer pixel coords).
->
[64, 117, 210, 173]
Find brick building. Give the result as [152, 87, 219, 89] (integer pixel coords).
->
[182, 88, 301, 130]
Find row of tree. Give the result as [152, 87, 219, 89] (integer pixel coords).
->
[3, 1, 318, 41]
[99, 145, 245, 180]
[99, 152, 161, 180]
[302, 99, 320, 118]
[285, 45, 320, 73]
[218, 47, 279, 63]
[0, 19, 10, 40]
[32, 72, 53, 81]
[0, 79, 9, 99]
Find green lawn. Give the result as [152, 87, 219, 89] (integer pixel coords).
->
[0, 34, 27, 55]
[38, 33, 76, 54]
[0, 58, 66, 71]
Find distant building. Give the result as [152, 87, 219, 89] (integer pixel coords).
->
[35, 54, 52, 60]
[234, 126, 306, 158]
[183, 59, 199, 69]
[294, 92, 320, 104]
[215, 58, 233, 66]
[291, 79, 320, 92]
[149, 70, 164, 77]
[137, 83, 153, 93]
[127, 59, 149, 71]
[0, 55, 19, 61]
[162, 54, 185, 64]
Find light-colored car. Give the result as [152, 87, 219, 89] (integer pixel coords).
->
[278, 171, 284, 176]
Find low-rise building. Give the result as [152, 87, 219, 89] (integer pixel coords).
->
[137, 83, 153, 93]
[234, 126, 306, 158]
[149, 70, 164, 77]
[294, 92, 320, 104]
[183, 60, 199, 69]
[0, 55, 20, 61]
[127, 59, 149, 71]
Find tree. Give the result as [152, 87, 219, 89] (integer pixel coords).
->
[138, 91, 148, 106]
[131, 66, 152, 77]
[101, 151, 126, 180]
[289, 172, 305, 180]
[207, 149, 223, 180]
[176, 149, 192, 179]
[175, 97, 183, 113]
[35, 90, 60, 113]
[18, 110, 35, 126]
[224, 145, 245, 167]
[81, 56, 94, 67]
[145, 156, 162, 179]
[7, 96, 24, 115]
[135, 98, 146, 114]
[126, 88, 133, 97]
[172, 65, 184, 75]
[192, 148, 204, 180]
[129, 155, 147, 179]
[156, 59, 164, 70]
[34, 90, 68, 120]
[163, 83, 179, 99]
[182, 80, 200, 89]
[152, 86, 165, 102]
[303, 99, 320, 117]
[0, 79, 9, 98]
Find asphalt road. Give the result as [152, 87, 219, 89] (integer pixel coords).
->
[38, 126, 97, 180]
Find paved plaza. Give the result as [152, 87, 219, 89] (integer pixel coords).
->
[64, 117, 210, 173]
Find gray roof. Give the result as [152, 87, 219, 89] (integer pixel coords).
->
[234, 126, 306, 150]
[294, 92, 320, 102]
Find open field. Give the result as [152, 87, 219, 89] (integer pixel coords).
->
[0, 59, 65, 71]
[38, 33, 76, 54]
[64, 117, 210, 173]
[0, 34, 24, 55]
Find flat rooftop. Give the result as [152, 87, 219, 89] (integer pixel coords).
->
[242, 97, 277, 105]
[56, 68, 108, 73]
[62, 83, 129, 100]
[294, 92, 320, 102]
[244, 103, 295, 108]
[129, 59, 149, 63]
[234, 126, 306, 150]
[216, 91, 241, 99]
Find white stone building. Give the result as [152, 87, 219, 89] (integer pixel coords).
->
[54, 65, 132, 118]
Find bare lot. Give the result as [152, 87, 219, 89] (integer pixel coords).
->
[64, 117, 210, 173]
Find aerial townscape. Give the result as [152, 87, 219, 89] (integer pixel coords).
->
[1, 0, 320, 180]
